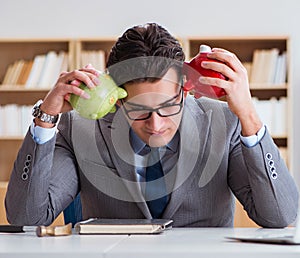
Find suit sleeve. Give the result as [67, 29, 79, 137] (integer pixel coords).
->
[228, 124, 299, 228]
[5, 113, 79, 226]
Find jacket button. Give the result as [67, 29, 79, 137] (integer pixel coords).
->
[268, 160, 274, 167]
[266, 153, 272, 160]
[21, 172, 28, 180]
[271, 172, 278, 179]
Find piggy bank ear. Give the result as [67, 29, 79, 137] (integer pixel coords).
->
[117, 88, 127, 99]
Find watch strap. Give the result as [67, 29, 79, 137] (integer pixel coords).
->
[32, 100, 59, 124]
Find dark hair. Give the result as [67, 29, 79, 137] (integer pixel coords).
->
[106, 23, 185, 86]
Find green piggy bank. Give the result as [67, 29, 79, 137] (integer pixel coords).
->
[70, 73, 127, 120]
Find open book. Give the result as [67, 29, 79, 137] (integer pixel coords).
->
[74, 218, 173, 235]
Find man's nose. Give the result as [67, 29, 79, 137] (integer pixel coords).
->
[147, 112, 164, 131]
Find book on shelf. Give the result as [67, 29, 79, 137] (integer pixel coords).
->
[10, 60, 24, 85]
[16, 60, 34, 85]
[74, 218, 173, 235]
[25, 55, 46, 88]
[1, 51, 69, 89]
[2, 60, 23, 86]
[2, 63, 14, 85]
[249, 48, 287, 86]
[27, 51, 68, 89]
[80, 50, 106, 72]
[0, 104, 32, 137]
[37, 51, 60, 89]
[252, 97, 287, 137]
[242, 62, 252, 79]
[273, 51, 287, 84]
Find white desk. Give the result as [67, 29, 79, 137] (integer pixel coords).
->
[0, 228, 299, 258]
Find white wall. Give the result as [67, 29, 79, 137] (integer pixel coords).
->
[1, 0, 300, 184]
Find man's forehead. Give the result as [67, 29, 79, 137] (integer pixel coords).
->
[124, 88, 181, 108]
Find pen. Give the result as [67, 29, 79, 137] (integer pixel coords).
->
[0, 223, 72, 237]
[0, 225, 35, 233]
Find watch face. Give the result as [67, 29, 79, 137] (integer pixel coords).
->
[32, 100, 43, 117]
[32, 106, 40, 117]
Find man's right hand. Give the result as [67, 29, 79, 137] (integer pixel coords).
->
[34, 64, 100, 128]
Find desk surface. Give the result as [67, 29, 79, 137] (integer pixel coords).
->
[0, 227, 300, 258]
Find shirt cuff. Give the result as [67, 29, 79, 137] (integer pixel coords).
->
[30, 121, 57, 144]
[240, 125, 266, 148]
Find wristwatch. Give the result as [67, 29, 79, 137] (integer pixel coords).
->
[32, 100, 59, 124]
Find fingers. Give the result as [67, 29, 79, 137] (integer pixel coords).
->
[201, 61, 235, 82]
[59, 63, 100, 91]
[59, 69, 99, 90]
[62, 82, 91, 100]
[198, 48, 250, 98]
[201, 49, 248, 83]
[79, 67, 100, 77]
[80, 63, 101, 77]
[198, 76, 229, 92]
[208, 48, 244, 70]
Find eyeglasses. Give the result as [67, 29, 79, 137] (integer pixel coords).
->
[121, 88, 184, 121]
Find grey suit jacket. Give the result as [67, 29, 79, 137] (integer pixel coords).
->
[5, 95, 299, 227]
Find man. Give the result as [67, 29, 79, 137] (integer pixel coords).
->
[5, 23, 298, 227]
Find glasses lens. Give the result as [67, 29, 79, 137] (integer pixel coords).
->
[158, 105, 182, 116]
[127, 110, 150, 120]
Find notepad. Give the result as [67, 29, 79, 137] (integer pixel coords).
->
[74, 218, 173, 235]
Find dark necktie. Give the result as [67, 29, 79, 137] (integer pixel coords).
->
[145, 147, 169, 218]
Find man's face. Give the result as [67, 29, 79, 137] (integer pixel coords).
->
[122, 68, 185, 148]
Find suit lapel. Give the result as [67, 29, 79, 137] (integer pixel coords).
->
[162, 97, 212, 219]
[98, 110, 152, 218]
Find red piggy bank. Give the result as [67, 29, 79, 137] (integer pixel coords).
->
[183, 45, 226, 99]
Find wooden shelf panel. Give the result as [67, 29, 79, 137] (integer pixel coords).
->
[250, 88, 287, 99]
[0, 88, 49, 105]
[187, 37, 288, 61]
[78, 38, 116, 52]
[273, 137, 287, 147]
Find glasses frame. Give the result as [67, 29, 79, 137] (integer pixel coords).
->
[121, 88, 184, 121]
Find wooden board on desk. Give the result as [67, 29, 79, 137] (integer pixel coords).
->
[234, 199, 258, 227]
[0, 182, 8, 224]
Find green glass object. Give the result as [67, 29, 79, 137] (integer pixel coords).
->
[70, 73, 127, 120]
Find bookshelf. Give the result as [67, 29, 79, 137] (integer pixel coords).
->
[0, 36, 292, 227]
[0, 39, 77, 225]
[74, 38, 116, 70]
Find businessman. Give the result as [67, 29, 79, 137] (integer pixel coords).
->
[5, 23, 299, 227]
